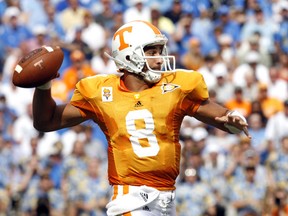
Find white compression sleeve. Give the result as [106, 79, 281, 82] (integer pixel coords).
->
[224, 110, 247, 134]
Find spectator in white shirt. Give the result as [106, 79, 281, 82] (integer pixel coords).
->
[267, 67, 288, 102]
[91, 45, 118, 75]
[65, 10, 106, 51]
[233, 50, 270, 88]
[265, 99, 288, 150]
[211, 62, 234, 105]
[123, 0, 151, 23]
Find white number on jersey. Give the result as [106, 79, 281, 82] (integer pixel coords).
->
[126, 109, 160, 158]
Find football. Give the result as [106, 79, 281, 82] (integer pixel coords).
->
[12, 45, 64, 88]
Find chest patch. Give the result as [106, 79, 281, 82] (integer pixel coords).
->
[161, 83, 180, 94]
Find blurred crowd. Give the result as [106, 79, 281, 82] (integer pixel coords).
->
[0, 0, 288, 215]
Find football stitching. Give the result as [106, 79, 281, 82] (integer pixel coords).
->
[20, 47, 43, 63]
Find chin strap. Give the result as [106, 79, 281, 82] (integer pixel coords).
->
[143, 70, 162, 83]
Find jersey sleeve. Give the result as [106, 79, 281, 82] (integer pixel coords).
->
[176, 70, 209, 116]
[69, 75, 116, 119]
[187, 72, 209, 101]
[70, 87, 94, 119]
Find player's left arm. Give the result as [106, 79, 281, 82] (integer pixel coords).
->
[194, 99, 251, 138]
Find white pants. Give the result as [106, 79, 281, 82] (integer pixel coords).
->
[106, 185, 176, 216]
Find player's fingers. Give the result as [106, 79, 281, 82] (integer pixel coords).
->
[229, 115, 248, 126]
[241, 121, 249, 126]
[227, 114, 236, 123]
[215, 116, 228, 123]
[243, 126, 251, 139]
[55, 72, 60, 78]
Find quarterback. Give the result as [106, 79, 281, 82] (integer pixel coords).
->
[32, 21, 250, 215]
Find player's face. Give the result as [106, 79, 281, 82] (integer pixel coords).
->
[143, 45, 164, 71]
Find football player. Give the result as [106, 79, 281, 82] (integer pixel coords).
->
[33, 20, 250, 216]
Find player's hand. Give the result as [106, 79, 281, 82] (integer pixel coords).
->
[215, 111, 251, 138]
[36, 72, 60, 90]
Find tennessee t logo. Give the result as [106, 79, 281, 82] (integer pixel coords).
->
[114, 26, 132, 51]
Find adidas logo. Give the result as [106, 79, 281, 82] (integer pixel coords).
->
[140, 192, 148, 202]
[134, 101, 143, 107]
[142, 205, 150, 211]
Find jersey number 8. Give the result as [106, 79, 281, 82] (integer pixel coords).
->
[126, 109, 160, 158]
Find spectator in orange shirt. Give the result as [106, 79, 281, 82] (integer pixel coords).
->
[62, 49, 96, 93]
[225, 86, 252, 118]
[271, 186, 288, 216]
[257, 83, 284, 119]
[51, 80, 70, 103]
[181, 37, 205, 71]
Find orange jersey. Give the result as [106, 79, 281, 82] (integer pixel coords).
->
[70, 70, 208, 190]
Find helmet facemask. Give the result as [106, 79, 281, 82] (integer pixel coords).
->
[140, 43, 176, 83]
